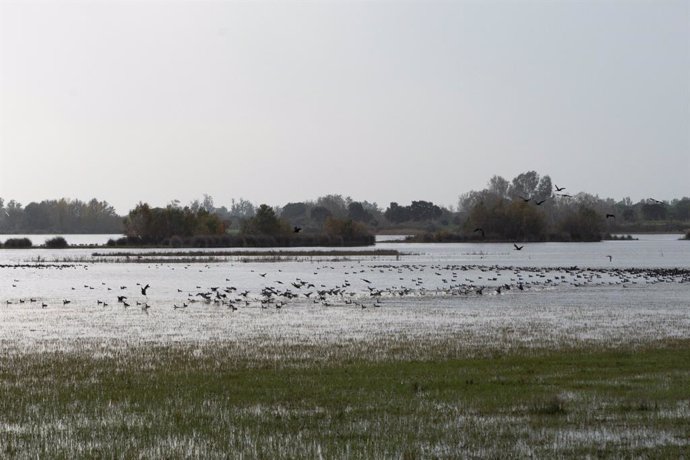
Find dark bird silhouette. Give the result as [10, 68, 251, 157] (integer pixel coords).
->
[473, 228, 485, 238]
[651, 198, 664, 204]
[558, 194, 572, 198]
[513, 243, 524, 251]
[518, 196, 531, 202]
[554, 185, 566, 192]
[141, 284, 150, 295]
[293, 226, 302, 233]
[606, 255, 613, 262]
[606, 214, 616, 219]
[535, 199, 546, 206]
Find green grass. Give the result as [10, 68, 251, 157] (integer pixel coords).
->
[0, 341, 688, 458]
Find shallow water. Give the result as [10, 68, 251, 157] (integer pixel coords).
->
[1, 234, 688, 351]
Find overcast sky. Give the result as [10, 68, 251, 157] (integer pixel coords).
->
[1, 0, 688, 213]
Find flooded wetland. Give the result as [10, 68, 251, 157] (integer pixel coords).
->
[1, 235, 689, 457]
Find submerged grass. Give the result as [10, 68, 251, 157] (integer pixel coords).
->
[91, 249, 401, 257]
[0, 340, 687, 458]
[28, 249, 401, 264]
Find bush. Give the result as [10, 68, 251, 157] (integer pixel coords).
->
[45, 236, 69, 248]
[4, 238, 33, 248]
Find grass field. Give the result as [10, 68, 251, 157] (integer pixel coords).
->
[0, 338, 688, 458]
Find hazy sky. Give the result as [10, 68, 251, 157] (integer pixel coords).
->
[1, 0, 688, 213]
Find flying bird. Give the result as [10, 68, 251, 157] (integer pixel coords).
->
[293, 226, 302, 233]
[535, 199, 547, 206]
[518, 196, 531, 202]
[513, 243, 524, 251]
[606, 255, 613, 262]
[554, 185, 566, 192]
[141, 284, 150, 295]
[606, 214, 616, 219]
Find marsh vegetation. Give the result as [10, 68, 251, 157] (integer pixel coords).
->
[0, 339, 687, 458]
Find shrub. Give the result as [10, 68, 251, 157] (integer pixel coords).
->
[4, 238, 33, 248]
[45, 236, 69, 248]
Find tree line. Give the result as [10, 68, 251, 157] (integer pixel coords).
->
[2, 172, 689, 244]
[0, 198, 122, 234]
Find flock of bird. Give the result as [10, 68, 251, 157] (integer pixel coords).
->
[1, 183, 686, 313]
[4, 261, 689, 314]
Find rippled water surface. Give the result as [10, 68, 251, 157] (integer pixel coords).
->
[1, 234, 688, 351]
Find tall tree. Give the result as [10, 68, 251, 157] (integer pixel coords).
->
[509, 171, 540, 199]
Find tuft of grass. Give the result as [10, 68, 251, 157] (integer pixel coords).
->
[531, 394, 569, 415]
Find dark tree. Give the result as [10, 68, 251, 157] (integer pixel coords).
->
[559, 206, 603, 241]
[384, 202, 410, 223]
[409, 201, 443, 221]
[310, 206, 333, 224]
[641, 202, 667, 221]
[242, 204, 288, 235]
[123, 203, 225, 244]
[347, 202, 373, 223]
[282, 202, 308, 220]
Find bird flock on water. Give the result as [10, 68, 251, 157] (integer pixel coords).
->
[4, 262, 689, 313]
[2, 184, 687, 313]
